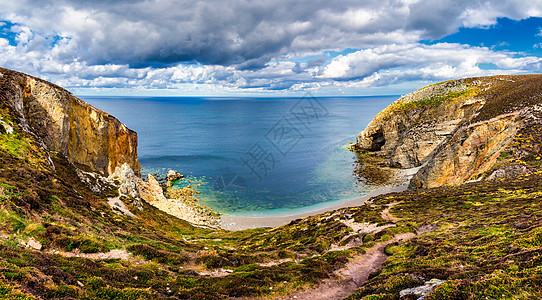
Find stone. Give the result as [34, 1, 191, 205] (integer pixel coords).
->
[138, 175, 168, 204]
[166, 170, 184, 182]
[109, 163, 140, 198]
[487, 164, 528, 181]
[108, 197, 138, 218]
[108, 163, 143, 210]
[26, 238, 42, 250]
[138, 175, 219, 227]
[399, 278, 445, 299]
[76, 169, 112, 194]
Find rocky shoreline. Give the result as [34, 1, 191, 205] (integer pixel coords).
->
[138, 171, 222, 228]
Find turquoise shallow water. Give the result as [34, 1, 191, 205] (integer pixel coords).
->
[82, 96, 396, 214]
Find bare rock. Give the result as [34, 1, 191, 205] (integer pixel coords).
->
[26, 238, 42, 250]
[166, 170, 184, 182]
[410, 112, 521, 188]
[108, 163, 143, 210]
[487, 164, 528, 181]
[354, 75, 542, 189]
[400, 278, 445, 299]
[76, 168, 112, 194]
[0, 67, 140, 176]
[138, 175, 219, 227]
[355, 79, 483, 169]
[138, 174, 168, 204]
[109, 163, 140, 198]
[108, 197, 138, 218]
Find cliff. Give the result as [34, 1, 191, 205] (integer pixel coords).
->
[0, 67, 140, 176]
[353, 75, 542, 188]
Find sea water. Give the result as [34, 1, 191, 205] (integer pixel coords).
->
[82, 96, 396, 215]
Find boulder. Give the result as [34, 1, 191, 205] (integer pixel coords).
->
[166, 170, 184, 182]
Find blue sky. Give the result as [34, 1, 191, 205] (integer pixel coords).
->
[428, 17, 542, 55]
[0, 0, 541, 96]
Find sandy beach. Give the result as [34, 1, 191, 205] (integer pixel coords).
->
[219, 166, 420, 230]
[220, 183, 409, 230]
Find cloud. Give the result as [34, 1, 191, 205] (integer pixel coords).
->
[320, 43, 542, 84]
[3, 0, 540, 69]
[0, 0, 541, 94]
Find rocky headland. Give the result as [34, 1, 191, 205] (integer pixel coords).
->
[352, 75, 542, 189]
[0, 67, 219, 228]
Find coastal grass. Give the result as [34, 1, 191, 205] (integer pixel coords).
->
[347, 174, 542, 299]
[0, 120, 369, 298]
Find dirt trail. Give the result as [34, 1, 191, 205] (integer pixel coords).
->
[280, 233, 415, 300]
[47, 249, 144, 262]
[381, 202, 401, 223]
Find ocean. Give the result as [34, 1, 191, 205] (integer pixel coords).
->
[82, 95, 396, 215]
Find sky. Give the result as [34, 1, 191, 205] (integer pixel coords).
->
[0, 0, 542, 96]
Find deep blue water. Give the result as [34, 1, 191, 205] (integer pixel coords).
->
[82, 96, 396, 214]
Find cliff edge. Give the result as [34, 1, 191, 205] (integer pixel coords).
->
[353, 75, 542, 189]
[0, 67, 140, 176]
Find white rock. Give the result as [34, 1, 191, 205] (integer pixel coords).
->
[109, 163, 140, 198]
[108, 197, 138, 218]
[399, 278, 445, 299]
[166, 170, 184, 182]
[109, 163, 143, 210]
[27, 237, 42, 250]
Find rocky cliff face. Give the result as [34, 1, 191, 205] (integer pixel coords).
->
[0, 67, 140, 176]
[354, 75, 542, 189]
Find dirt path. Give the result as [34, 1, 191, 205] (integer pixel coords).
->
[381, 202, 401, 223]
[280, 233, 415, 300]
[47, 249, 145, 262]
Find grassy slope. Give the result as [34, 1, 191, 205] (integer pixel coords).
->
[0, 96, 376, 299]
[1, 75, 542, 299]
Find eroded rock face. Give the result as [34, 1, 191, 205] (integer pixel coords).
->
[0, 68, 140, 176]
[354, 75, 542, 189]
[109, 163, 140, 199]
[355, 79, 485, 169]
[410, 112, 521, 188]
[138, 174, 167, 204]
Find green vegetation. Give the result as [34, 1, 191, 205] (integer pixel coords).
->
[397, 86, 478, 110]
[373, 80, 480, 123]
[347, 174, 542, 299]
[1, 73, 542, 299]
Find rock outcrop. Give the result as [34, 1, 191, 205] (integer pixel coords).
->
[138, 175, 220, 227]
[354, 75, 542, 189]
[0, 67, 140, 176]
